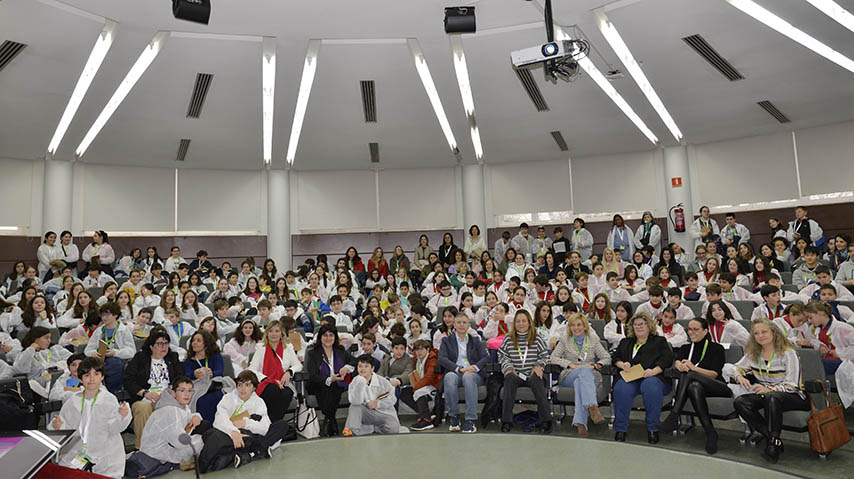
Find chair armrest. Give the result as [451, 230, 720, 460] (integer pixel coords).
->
[485, 362, 501, 374]
[293, 372, 308, 383]
[547, 364, 563, 374]
[803, 379, 825, 394]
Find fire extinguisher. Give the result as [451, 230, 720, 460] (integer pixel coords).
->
[669, 203, 686, 232]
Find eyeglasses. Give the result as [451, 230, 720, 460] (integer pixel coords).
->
[174, 388, 194, 394]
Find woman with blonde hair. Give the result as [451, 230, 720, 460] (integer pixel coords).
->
[368, 247, 389, 278]
[550, 313, 610, 437]
[498, 309, 552, 433]
[611, 312, 673, 444]
[601, 248, 623, 276]
[730, 319, 808, 463]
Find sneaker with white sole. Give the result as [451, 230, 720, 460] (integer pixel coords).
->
[410, 419, 434, 431]
[448, 415, 461, 432]
[462, 420, 477, 433]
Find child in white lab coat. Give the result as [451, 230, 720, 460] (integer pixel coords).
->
[342, 354, 408, 436]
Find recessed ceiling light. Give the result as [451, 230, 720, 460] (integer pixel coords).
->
[726, 0, 854, 74]
[285, 40, 320, 166]
[597, 13, 682, 142]
[47, 21, 116, 155]
[450, 35, 482, 160]
[408, 39, 459, 156]
[76, 31, 168, 158]
[262, 37, 276, 166]
[803, 0, 854, 33]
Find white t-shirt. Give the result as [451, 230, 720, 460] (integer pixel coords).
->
[148, 358, 171, 397]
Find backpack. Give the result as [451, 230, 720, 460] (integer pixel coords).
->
[0, 386, 39, 430]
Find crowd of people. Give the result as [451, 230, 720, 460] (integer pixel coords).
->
[0, 205, 852, 476]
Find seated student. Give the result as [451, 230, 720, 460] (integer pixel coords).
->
[49, 353, 86, 403]
[334, 284, 358, 317]
[19, 293, 59, 331]
[189, 250, 214, 276]
[250, 299, 275, 329]
[604, 301, 632, 350]
[404, 317, 430, 352]
[663, 288, 692, 320]
[342, 353, 407, 436]
[629, 277, 661, 303]
[132, 307, 155, 337]
[815, 284, 854, 323]
[531, 275, 555, 304]
[183, 330, 225, 422]
[124, 327, 184, 450]
[636, 285, 667, 320]
[498, 310, 553, 434]
[426, 280, 458, 317]
[792, 246, 824, 290]
[507, 284, 535, 317]
[654, 265, 677, 291]
[355, 333, 385, 368]
[148, 262, 169, 289]
[587, 292, 616, 323]
[209, 300, 238, 337]
[803, 301, 854, 376]
[224, 319, 262, 374]
[14, 326, 72, 379]
[180, 290, 213, 327]
[729, 319, 809, 464]
[619, 266, 644, 295]
[800, 265, 854, 302]
[378, 336, 414, 394]
[81, 264, 115, 289]
[326, 295, 353, 332]
[701, 283, 743, 319]
[751, 284, 786, 320]
[58, 312, 101, 348]
[133, 284, 161, 317]
[140, 376, 208, 471]
[121, 269, 145, 298]
[282, 299, 312, 332]
[550, 313, 610, 437]
[572, 272, 598, 312]
[48, 357, 131, 478]
[299, 287, 331, 325]
[163, 308, 194, 359]
[588, 263, 608, 294]
[198, 370, 288, 472]
[84, 302, 135, 393]
[436, 314, 489, 433]
[612, 313, 674, 444]
[563, 251, 591, 281]
[679, 272, 706, 302]
[705, 299, 749, 348]
[400, 339, 440, 431]
[718, 272, 751, 302]
[248, 320, 300, 423]
[697, 257, 720, 288]
[95, 282, 119, 308]
[603, 272, 631, 303]
[657, 318, 730, 454]
[748, 273, 808, 304]
[305, 324, 357, 436]
[657, 307, 688, 348]
[0, 325, 23, 364]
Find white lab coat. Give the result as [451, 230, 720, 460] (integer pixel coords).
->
[510, 233, 536, 262]
[84, 323, 136, 360]
[345, 373, 406, 435]
[720, 222, 751, 245]
[133, 294, 162, 316]
[48, 386, 131, 478]
[658, 323, 689, 348]
[786, 218, 823, 244]
[707, 319, 750, 348]
[464, 235, 487, 258]
[140, 390, 203, 464]
[181, 304, 213, 327]
[800, 281, 854, 302]
[427, 292, 459, 316]
[689, 217, 720, 250]
[57, 242, 80, 269]
[494, 239, 511, 265]
[328, 311, 354, 332]
[0, 331, 22, 363]
[48, 370, 80, 403]
[164, 256, 186, 274]
[569, 228, 594, 261]
[81, 242, 115, 266]
[604, 320, 627, 349]
[634, 223, 662, 255]
[82, 273, 115, 289]
[223, 338, 258, 374]
[13, 345, 70, 379]
[701, 299, 743, 320]
[37, 243, 62, 280]
[213, 390, 270, 436]
[606, 226, 635, 259]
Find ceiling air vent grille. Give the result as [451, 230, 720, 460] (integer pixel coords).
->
[369, 142, 380, 163]
[360, 80, 377, 123]
[515, 69, 549, 112]
[0, 40, 27, 73]
[186, 73, 214, 118]
[550, 131, 569, 151]
[176, 139, 191, 162]
[682, 34, 744, 81]
[757, 100, 790, 124]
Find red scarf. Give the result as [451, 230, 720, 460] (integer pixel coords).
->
[595, 308, 607, 320]
[538, 290, 554, 303]
[498, 320, 510, 336]
[817, 320, 837, 358]
[577, 288, 591, 311]
[704, 271, 716, 282]
[661, 323, 674, 334]
[660, 279, 668, 288]
[256, 341, 285, 395]
[710, 321, 726, 343]
[766, 303, 783, 319]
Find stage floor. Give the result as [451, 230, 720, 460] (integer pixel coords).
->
[171, 429, 845, 479]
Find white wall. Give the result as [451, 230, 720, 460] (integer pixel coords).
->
[295, 170, 377, 232]
[486, 159, 571, 215]
[0, 158, 40, 235]
[378, 168, 457, 230]
[794, 121, 854, 196]
[571, 151, 659, 214]
[81, 164, 175, 232]
[177, 169, 266, 232]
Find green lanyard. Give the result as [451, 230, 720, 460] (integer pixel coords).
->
[35, 349, 51, 366]
[690, 340, 709, 366]
[79, 390, 100, 450]
[196, 357, 208, 369]
[759, 351, 775, 378]
[231, 398, 250, 417]
[416, 357, 425, 377]
[632, 340, 646, 357]
[102, 326, 117, 347]
[573, 336, 589, 360]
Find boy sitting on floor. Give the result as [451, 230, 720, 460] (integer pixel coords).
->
[342, 354, 408, 436]
[139, 376, 209, 472]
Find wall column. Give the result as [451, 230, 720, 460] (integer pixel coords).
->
[42, 159, 73, 235]
[461, 163, 486, 233]
[267, 169, 291, 270]
[662, 145, 694, 252]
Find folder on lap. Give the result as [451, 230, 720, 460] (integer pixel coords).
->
[620, 364, 644, 382]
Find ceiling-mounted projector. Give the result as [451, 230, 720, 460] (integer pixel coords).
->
[511, 40, 574, 68]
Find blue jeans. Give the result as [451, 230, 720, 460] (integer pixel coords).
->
[823, 358, 842, 376]
[558, 367, 598, 426]
[444, 371, 484, 421]
[613, 376, 672, 432]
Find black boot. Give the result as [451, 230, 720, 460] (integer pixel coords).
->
[762, 437, 783, 464]
[656, 414, 679, 433]
[705, 430, 719, 455]
[320, 418, 330, 437]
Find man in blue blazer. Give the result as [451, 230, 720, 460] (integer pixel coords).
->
[438, 313, 489, 433]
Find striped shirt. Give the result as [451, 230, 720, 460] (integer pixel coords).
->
[733, 348, 802, 397]
[498, 332, 549, 375]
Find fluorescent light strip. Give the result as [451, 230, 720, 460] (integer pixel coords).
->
[76, 31, 168, 157]
[554, 26, 658, 144]
[450, 36, 482, 160]
[597, 13, 682, 142]
[407, 39, 458, 154]
[726, 0, 854, 74]
[804, 0, 854, 33]
[262, 37, 276, 165]
[48, 20, 116, 155]
[0, 226, 20, 231]
[285, 40, 321, 165]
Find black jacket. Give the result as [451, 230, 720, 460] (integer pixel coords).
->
[612, 335, 674, 381]
[304, 345, 357, 389]
[123, 350, 183, 402]
[675, 338, 726, 382]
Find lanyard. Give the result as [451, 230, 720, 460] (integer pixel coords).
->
[516, 344, 529, 367]
[416, 357, 426, 377]
[231, 398, 250, 417]
[196, 357, 208, 369]
[102, 326, 117, 347]
[79, 390, 100, 450]
[573, 336, 588, 361]
[322, 351, 335, 378]
[173, 323, 184, 337]
[615, 227, 626, 243]
[35, 349, 51, 366]
[759, 351, 775, 378]
[632, 340, 646, 359]
[688, 340, 709, 366]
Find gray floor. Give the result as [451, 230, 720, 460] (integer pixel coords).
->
[159, 412, 854, 479]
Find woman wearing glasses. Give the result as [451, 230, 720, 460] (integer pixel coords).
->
[656, 318, 729, 454]
[123, 327, 183, 450]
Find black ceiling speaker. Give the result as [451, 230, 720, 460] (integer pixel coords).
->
[444, 7, 476, 34]
[173, 0, 211, 25]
